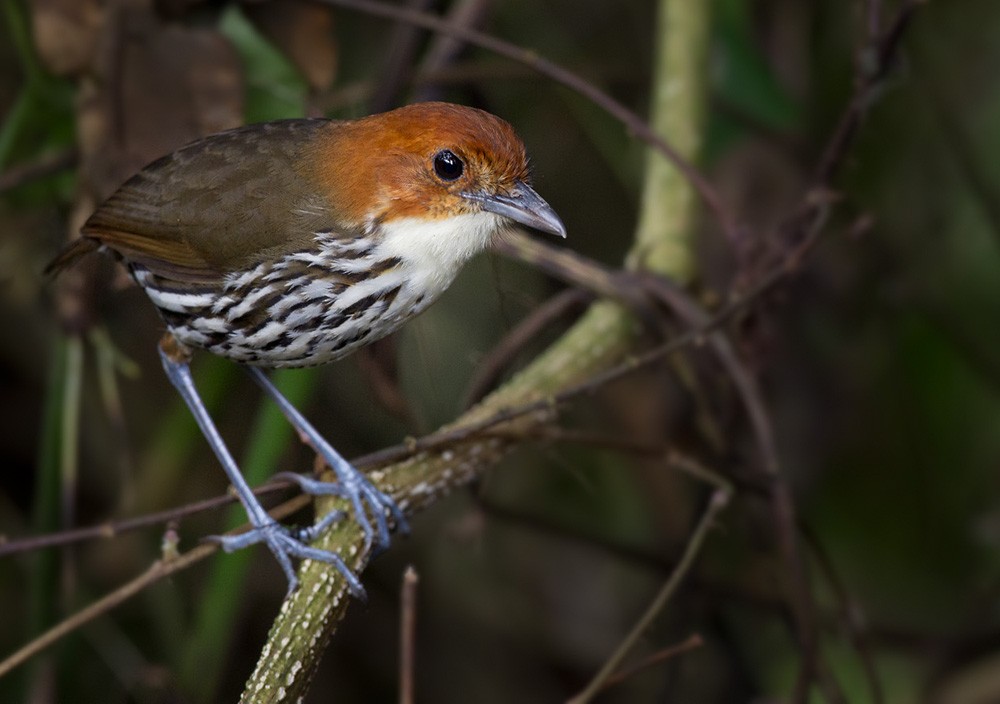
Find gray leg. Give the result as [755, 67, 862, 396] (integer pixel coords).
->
[244, 366, 409, 552]
[158, 346, 364, 597]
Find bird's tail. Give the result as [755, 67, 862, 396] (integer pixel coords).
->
[44, 237, 99, 277]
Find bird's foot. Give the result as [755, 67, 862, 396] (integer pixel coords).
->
[207, 510, 365, 598]
[242, 367, 408, 555]
[274, 469, 409, 553]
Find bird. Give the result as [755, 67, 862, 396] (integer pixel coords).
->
[47, 101, 566, 596]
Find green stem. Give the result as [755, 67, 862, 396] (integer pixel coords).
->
[60, 338, 83, 529]
[0, 0, 44, 168]
[0, 90, 31, 169]
[3, 0, 42, 84]
[627, 0, 711, 282]
[26, 335, 74, 698]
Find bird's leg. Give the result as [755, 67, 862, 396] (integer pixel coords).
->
[244, 366, 409, 552]
[157, 337, 363, 597]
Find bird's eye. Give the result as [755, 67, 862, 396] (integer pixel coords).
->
[433, 150, 464, 181]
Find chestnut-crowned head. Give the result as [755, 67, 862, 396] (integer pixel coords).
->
[313, 102, 566, 239]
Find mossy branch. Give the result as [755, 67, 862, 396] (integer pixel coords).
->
[242, 0, 712, 700]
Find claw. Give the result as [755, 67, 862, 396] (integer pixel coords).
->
[292, 508, 346, 543]
[273, 470, 405, 552]
[206, 522, 365, 598]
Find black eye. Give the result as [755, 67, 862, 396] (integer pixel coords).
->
[433, 150, 464, 181]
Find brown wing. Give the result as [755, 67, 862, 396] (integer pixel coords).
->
[77, 119, 346, 283]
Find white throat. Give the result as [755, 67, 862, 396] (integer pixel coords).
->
[376, 211, 504, 296]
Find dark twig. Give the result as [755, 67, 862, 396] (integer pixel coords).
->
[0, 481, 301, 558]
[635, 270, 823, 697]
[369, 0, 436, 113]
[0, 489, 318, 678]
[317, 59, 604, 113]
[463, 287, 591, 407]
[414, 0, 497, 103]
[593, 634, 704, 696]
[747, 4, 922, 697]
[0, 544, 217, 679]
[481, 497, 878, 643]
[484, 425, 665, 458]
[567, 489, 730, 704]
[865, 0, 883, 41]
[815, 0, 922, 185]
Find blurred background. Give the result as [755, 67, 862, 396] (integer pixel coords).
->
[2, 0, 1000, 702]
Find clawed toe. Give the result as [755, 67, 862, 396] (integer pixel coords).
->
[275, 470, 408, 552]
[274, 471, 345, 497]
[293, 508, 346, 542]
[237, 368, 407, 594]
[207, 521, 365, 598]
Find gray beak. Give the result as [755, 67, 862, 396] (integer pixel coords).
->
[463, 181, 567, 238]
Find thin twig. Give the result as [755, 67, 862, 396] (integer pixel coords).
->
[635, 270, 823, 697]
[742, 5, 922, 697]
[0, 482, 302, 557]
[369, 0, 435, 113]
[567, 489, 730, 704]
[316, 59, 584, 113]
[494, 233, 661, 330]
[0, 490, 315, 677]
[0, 545, 216, 679]
[595, 633, 704, 695]
[815, 0, 922, 185]
[414, 0, 497, 103]
[480, 449, 748, 594]
[399, 566, 419, 704]
[463, 287, 591, 407]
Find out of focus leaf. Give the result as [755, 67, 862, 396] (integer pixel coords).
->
[77, 7, 243, 200]
[242, 0, 338, 94]
[220, 5, 308, 122]
[714, 0, 799, 130]
[29, 0, 101, 76]
[707, 0, 800, 161]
